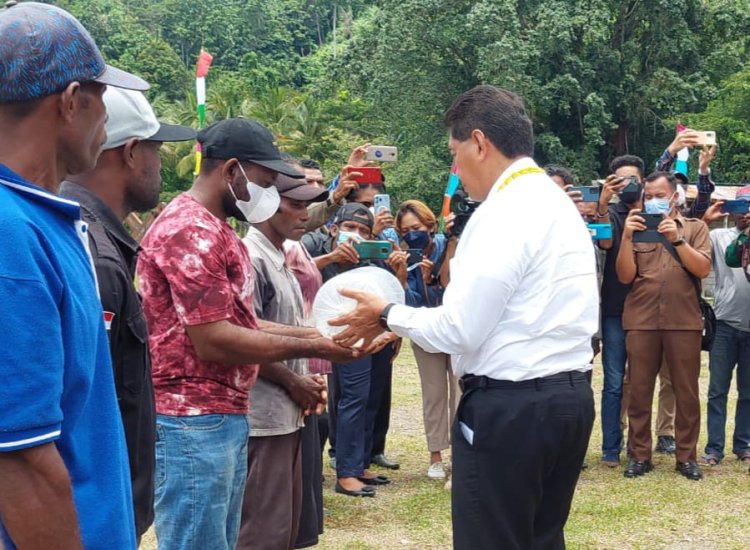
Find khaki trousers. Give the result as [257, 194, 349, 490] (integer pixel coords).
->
[620, 360, 675, 436]
[411, 342, 460, 453]
[625, 330, 702, 463]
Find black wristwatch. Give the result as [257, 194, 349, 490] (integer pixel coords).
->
[672, 237, 686, 247]
[379, 303, 395, 330]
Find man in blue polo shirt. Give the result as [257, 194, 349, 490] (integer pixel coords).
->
[0, 3, 149, 549]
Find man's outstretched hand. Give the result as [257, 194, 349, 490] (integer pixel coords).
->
[329, 288, 389, 348]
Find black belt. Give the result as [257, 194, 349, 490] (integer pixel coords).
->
[459, 371, 588, 393]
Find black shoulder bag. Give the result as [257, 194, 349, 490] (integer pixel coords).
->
[662, 239, 717, 351]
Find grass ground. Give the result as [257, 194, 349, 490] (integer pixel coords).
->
[142, 343, 748, 549]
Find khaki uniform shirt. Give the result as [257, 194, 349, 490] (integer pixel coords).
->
[622, 215, 711, 331]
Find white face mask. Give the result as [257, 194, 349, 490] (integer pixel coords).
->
[227, 164, 281, 223]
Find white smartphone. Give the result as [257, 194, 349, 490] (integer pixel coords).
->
[696, 131, 717, 147]
[366, 145, 398, 162]
[373, 194, 391, 214]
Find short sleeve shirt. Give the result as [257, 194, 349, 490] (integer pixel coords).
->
[137, 193, 259, 416]
[622, 216, 711, 331]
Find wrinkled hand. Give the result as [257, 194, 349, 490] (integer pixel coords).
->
[362, 331, 400, 355]
[564, 184, 583, 204]
[419, 258, 434, 283]
[287, 373, 327, 412]
[386, 250, 408, 287]
[667, 129, 701, 155]
[373, 210, 394, 236]
[347, 144, 373, 168]
[623, 208, 646, 239]
[330, 241, 360, 266]
[334, 166, 362, 204]
[313, 336, 360, 363]
[329, 289, 388, 349]
[599, 175, 627, 207]
[658, 216, 680, 243]
[303, 374, 328, 416]
[699, 145, 717, 173]
[702, 200, 728, 225]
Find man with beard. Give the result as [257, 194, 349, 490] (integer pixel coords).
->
[136, 118, 358, 550]
[60, 87, 196, 542]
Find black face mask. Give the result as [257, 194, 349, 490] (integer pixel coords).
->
[620, 184, 642, 205]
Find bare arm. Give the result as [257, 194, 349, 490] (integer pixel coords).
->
[0, 443, 82, 550]
[258, 363, 325, 411]
[185, 320, 358, 365]
[256, 319, 319, 339]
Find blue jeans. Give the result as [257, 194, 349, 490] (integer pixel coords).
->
[601, 315, 627, 460]
[705, 321, 750, 461]
[335, 347, 393, 478]
[154, 414, 249, 550]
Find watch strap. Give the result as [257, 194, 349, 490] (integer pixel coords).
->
[379, 303, 395, 330]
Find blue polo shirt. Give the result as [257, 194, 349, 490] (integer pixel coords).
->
[0, 165, 135, 549]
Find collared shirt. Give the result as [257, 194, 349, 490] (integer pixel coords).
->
[243, 228, 307, 436]
[622, 215, 711, 331]
[387, 157, 599, 381]
[0, 166, 135, 549]
[137, 193, 259, 416]
[710, 227, 750, 331]
[59, 181, 155, 538]
[599, 201, 634, 317]
[404, 233, 447, 308]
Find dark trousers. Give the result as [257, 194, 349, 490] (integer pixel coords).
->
[334, 347, 393, 478]
[705, 321, 750, 460]
[328, 345, 393, 460]
[626, 330, 701, 463]
[295, 414, 324, 549]
[452, 372, 594, 550]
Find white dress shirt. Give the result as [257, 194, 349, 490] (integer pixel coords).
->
[387, 157, 599, 381]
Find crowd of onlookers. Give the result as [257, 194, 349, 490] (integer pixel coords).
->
[2, 4, 750, 550]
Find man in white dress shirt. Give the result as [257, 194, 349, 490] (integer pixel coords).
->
[330, 85, 598, 549]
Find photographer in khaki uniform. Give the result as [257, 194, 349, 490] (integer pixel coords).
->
[616, 171, 711, 481]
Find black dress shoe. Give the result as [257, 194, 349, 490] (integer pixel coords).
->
[623, 459, 654, 478]
[371, 454, 400, 470]
[675, 461, 703, 480]
[358, 475, 391, 485]
[335, 481, 376, 497]
[655, 435, 676, 454]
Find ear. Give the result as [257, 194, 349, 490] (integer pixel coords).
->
[221, 158, 240, 183]
[471, 129, 489, 161]
[329, 224, 339, 239]
[58, 82, 82, 125]
[121, 138, 140, 170]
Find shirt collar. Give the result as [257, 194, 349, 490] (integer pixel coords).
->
[673, 212, 686, 227]
[59, 181, 139, 255]
[490, 157, 540, 197]
[246, 226, 287, 271]
[0, 163, 81, 220]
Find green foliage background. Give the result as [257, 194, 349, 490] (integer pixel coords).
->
[50, 0, 750, 211]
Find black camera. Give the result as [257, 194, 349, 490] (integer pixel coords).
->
[449, 189, 479, 238]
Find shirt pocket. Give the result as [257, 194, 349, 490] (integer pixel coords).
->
[633, 244, 660, 276]
[122, 311, 149, 395]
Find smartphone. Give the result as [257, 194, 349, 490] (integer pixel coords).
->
[695, 131, 717, 147]
[354, 240, 393, 260]
[570, 185, 600, 202]
[347, 166, 382, 185]
[720, 200, 750, 214]
[587, 223, 613, 241]
[632, 213, 664, 243]
[620, 176, 640, 194]
[406, 248, 424, 266]
[365, 145, 398, 162]
[374, 194, 391, 215]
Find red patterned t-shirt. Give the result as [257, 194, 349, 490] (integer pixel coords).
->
[137, 193, 259, 416]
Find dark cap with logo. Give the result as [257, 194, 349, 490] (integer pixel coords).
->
[274, 173, 328, 203]
[197, 118, 304, 178]
[0, 2, 149, 103]
[332, 203, 374, 230]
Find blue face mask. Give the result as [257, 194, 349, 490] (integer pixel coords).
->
[644, 198, 672, 215]
[403, 230, 431, 250]
[336, 231, 362, 246]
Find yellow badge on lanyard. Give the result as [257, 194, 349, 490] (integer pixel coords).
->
[496, 167, 545, 194]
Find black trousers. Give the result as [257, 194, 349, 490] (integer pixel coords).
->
[295, 414, 324, 549]
[452, 371, 594, 550]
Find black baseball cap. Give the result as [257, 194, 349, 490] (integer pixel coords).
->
[274, 173, 328, 202]
[0, 2, 149, 103]
[197, 118, 304, 178]
[332, 203, 374, 230]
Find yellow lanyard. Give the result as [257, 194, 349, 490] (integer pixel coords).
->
[496, 167, 545, 194]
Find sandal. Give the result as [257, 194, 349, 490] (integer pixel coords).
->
[702, 454, 720, 466]
[737, 451, 750, 463]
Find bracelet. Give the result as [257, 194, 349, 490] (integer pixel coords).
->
[595, 209, 610, 219]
